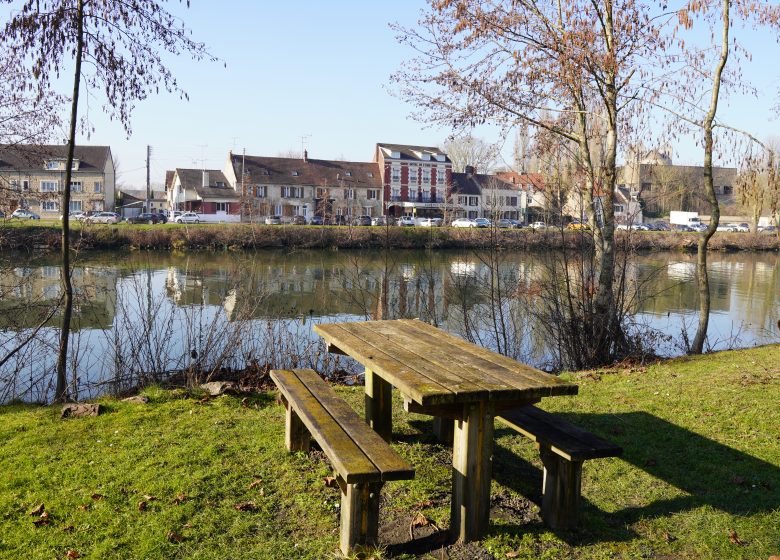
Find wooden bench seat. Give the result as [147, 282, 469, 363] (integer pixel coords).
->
[270, 368, 415, 554]
[498, 405, 622, 530]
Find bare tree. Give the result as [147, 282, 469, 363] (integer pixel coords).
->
[0, 0, 215, 401]
[443, 135, 500, 173]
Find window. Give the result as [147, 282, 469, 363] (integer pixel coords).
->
[641, 182, 651, 191]
[10, 180, 19, 191]
[367, 172, 374, 178]
[457, 196, 467, 205]
[391, 167, 400, 182]
[723, 185, 733, 195]
[614, 204, 625, 213]
[70, 181, 82, 192]
[42, 200, 59, 211]
[282, 186, 302, 198]
[45, 160, 60, 170]
[422, 168, 430, 183]
[255, 185, 267, 198]
[215, 181, 225, 187]
[469, 196, 479, 207]
[69, 200, 83, 212]
[291, 171, 299, 176]
[366, 189, 380, 200]
[391, 187, 400, 200]
[345, 171, 352, 176]
[22, 180, 29, 191]
[40, 180, 58, 192]
[216, 202, 228, 212]
[316, 187, 327, 198]
[344, 188, 355, 200]
[93, 181, 102, 193]
[508, 196, 518, 206]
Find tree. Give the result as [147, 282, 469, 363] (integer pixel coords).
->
[393, 0, 670, 366]
[443, 135, 500, 173]
[1, 0, 214, 402]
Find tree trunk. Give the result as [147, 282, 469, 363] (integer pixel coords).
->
[54, 0, 85, 402]
[691, 0, 729, 354]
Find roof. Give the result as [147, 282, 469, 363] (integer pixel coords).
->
[165, 170, 175, 191]
[495, 171, 546, 192]
[0, 144, 111, 172]
[231, 154, 382, 188]
[450, 172, 514, 196]
[375, 143, 451, 164]
[174, 168, 236, 200]
[119, 189, 166, 201]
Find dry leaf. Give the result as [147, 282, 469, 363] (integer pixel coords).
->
[29, 503, 45, 516]
[77, 504, 89, 511]
[143, 495, 157, 501]
[137, 501, 147, 511]
[66, 550, 81, 559]
[768, 556, 780, 560]
[248, 479, 263, 490]
[90, 493, 104, 501]
[411, 513, 432, 528]
[173, 493, 188, 505]
[413, 499, 434, 508]
[240, 397, 249, 407]
[322, 476, 338, 488]
[729, 530, 747, 546]
[663, 531, 677, 542]
[506, 552, 519, 558]
[167, 531, 184, 543]
[32, 517, 50, 527]
[182, 523, 193, 529]
[197, 397, 210, 405]
[234, 501, 257, 512]
[62, 525, 75, 533]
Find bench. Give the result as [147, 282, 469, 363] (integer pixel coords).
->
[270, 369, 415, 555]
[497, 405, 622, 530]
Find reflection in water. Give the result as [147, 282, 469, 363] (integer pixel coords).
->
[1, 249, 778, 402]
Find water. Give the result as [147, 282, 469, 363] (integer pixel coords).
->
[1, 249, 778, 402]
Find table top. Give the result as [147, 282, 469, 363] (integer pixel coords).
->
[314, 319, 578, 406]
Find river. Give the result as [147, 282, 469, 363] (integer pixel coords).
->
[1, 249, 778, 402]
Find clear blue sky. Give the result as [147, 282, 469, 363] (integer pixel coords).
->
[56, 2, 780, 187]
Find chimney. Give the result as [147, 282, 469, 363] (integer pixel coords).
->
[303, 149, 308, 163]
[202, 170, 209, 187]
[465, 165, 475, 176]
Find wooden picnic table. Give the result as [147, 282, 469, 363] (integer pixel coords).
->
[313, 318, 579, 542]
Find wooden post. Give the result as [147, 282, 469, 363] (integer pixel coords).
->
[433, 416, 454, 444]
[539, 445, 582, 530]
[339, 480, 384, 555]
[285, 404, 310, 452]
[450, 401, 494, 542]
[364, 369, 392, 441]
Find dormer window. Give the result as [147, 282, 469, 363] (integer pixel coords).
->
[292, 171, 299, 176]
[45, 160, 59, 170]
[215, 181, 225, 187]
[367, 172, 374, 178]
[391, 150, 400, 158]
[345, 171, 352, 177]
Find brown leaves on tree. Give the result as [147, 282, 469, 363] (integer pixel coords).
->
[729, 530, 747, 546]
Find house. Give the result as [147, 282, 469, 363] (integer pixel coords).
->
[117, 188, 167, 217]
[0, 144, 115, 216]
[450, 167, 523, 220]
[167, 168, 240, 222]
[223, 151, 383, 222]
[374, 143, 452, 220]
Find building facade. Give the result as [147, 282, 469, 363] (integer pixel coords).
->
[0, 144, 115, 217]
[167, 168, 241, 222]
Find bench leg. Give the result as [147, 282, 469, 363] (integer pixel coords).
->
[450, 401, 494, 543]
[364, 369, 392, 441]
[539, 446, 582, 530]
[433, 417, 454, 444]
[339, 480, 384, 555]
[285, 404, 310, 452]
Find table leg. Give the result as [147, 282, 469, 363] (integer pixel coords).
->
[364, 369, 392, 441]
[433, 417, 454, 444]
[450, 401, 494, 542]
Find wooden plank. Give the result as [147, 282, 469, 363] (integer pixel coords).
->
[335, 322, 489, 401]
[339, 481, 383, 555]
[450, 401, 494, 543]
[295, 370, 414, 481]
[314, 323, 455, 406]
[540, 446, 582, 530]
[365, 369, 392, 442]
[285, 403, 310, 452]
[498, 405, 622, 462]
[270, 370, 380, 483]
[397, 319, 579, 398]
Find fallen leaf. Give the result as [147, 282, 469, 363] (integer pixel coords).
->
[234, 501, 257, 512]
[197, 396, 210, 405]
[173, 493, 188, 505]
[77, 504, 89, 511]
[248, 479, 263, 490]
[413, 499, 434, 508]
[66, 550, 81, 559]
[143, 495, 157, 501]
[240, 397, 249, 407]
[768, 556, 780, 560]
[409, 512, 439, 539]
[506, 552, 519, 558]
[322, 476, 338, 488]
[32, 517, 50, 527]
[91, 493, 104, 501]
[29, 503, 45, 516]
[662, 531, 677, 542]
[729, 530, 747, 546]
[182, 523, 193, 529]
[62, 525, 75, 533]
[137, 501, 147, 511]
[167, 531, 184, 543]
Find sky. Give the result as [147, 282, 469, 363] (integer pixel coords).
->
[19, 1, 780, 188]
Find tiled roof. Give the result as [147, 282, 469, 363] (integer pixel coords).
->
[232, 154, 382, 188]
[0, 144, 111, 172]
[175, 168, 236, 200]
[376, 143, 451, 163]
[120, 189, 166, 201]
[495, 171, 546, 192]
[450, 172, 514, 196]
[165, 170, 175, 191]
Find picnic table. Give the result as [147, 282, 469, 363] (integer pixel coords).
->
[313, 318, 579, 542]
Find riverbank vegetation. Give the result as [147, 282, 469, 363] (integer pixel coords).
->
[1, 222, 778, 253]
[1, 345, 778, 559]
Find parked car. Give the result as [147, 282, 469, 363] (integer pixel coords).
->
[418, 217, 442, 227]
[474, 218, 491, 228]
[496, 219, 521, 229]
[0, 210, 4, 219]
[175, 212, 200, 224]
[264, 215, 281, 225]
[156, 212, 168, 224]
[126, 212, 161, 225]
[371, 216, 388, 226]
[646, 221, 670, 231]
[716, 222, 738, 232]
[451, 217, 477, 228]
[330, 215, 348, 226]
[86, 211, 120, 224]
[760, 225, 777, 234]
[353, 215, 372, 226]
[734, 222, 750, 233]
[530, 221, 547, 230]
[291, 215, 307, 225]
[60, 211, 88, 221]
[11, 208, 40, 220]
[397, 216, 416, 227]
[309, 215, 324, 226]
[566, 220, 590, 231]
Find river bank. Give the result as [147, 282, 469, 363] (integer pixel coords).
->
[1, 222, 779, 252]
[1, 344, 778, 559]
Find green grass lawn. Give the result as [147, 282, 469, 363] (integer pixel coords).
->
[1, 345, 778, 559]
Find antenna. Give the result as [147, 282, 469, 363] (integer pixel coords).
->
[195, 144, 208, 170]
[300, 134, 311, 159]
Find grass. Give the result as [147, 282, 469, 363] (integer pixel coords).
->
[1, 345, 779, 559]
